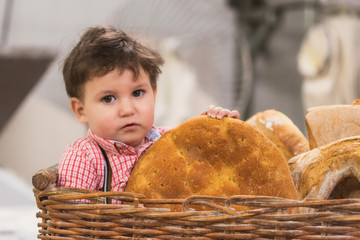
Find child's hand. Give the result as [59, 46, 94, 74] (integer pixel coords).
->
[201, 105, 240, 119]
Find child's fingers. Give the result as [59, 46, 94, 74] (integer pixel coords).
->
[216, 109, 230, 119]
[202, 105, 240, 119]
[201, 104, 215, 116]
[229, 110, 240, 119]
[217, 109, 240, 119]
[208, 106, 222, 118]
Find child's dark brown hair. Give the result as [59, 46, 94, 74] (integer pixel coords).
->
[63, 25, 164, 99]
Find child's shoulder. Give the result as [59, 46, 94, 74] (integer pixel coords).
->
[66, 136, 99, 154]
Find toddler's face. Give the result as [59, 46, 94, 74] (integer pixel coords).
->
[72, 68, 156, 148]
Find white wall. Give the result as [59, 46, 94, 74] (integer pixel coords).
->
[0, 93, 86, 184]
[4, 0, 128, 48]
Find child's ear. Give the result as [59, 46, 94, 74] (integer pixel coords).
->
[70, 97, 88, 124]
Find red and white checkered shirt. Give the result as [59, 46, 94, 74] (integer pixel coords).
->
[57, 126, 169, 192]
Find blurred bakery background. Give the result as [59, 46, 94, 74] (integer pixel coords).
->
[0, 0, 359, 238]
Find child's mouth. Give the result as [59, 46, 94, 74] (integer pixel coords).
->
[122, 123, 138, 130]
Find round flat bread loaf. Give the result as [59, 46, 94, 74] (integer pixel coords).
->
[125, 116, 298, 207]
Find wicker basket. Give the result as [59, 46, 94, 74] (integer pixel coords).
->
[33, 167, 360, 239]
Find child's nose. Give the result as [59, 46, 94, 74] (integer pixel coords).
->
[118, 99, 135, 117]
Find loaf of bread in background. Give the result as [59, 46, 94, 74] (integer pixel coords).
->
[246, 109, 309, 161]
[125, 116, 298, 210]
[305, 104, 360, 149]
[289, 136, 360, 200]
[351, 98, 360, 105]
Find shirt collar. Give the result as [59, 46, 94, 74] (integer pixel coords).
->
[87, 127, 161, 155]
[146, 127, 162, 142]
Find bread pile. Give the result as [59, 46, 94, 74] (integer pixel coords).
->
[289, 102, 360, 200]
[125, 116, 298, 209]
[245, 103, 360, 200]
[126, 100, 360, 204]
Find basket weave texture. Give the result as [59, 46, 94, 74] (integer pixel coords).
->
[34, 186, 360, 240]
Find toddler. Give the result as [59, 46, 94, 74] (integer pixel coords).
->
[57, 25, 239, 193]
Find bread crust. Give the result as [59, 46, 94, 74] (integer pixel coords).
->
[289, 136, 360, 199]
[246, 109, 309, 161]
[125, 116, 298, 209]
[305, 105, 360, 149]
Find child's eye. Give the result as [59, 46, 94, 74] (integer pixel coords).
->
[101, 95, 116, 103]
[132, 89, 145, 97]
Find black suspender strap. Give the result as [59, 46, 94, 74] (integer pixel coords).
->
[99, 146, 112, 204]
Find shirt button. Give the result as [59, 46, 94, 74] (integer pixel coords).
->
[113, 153, 117, 157]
